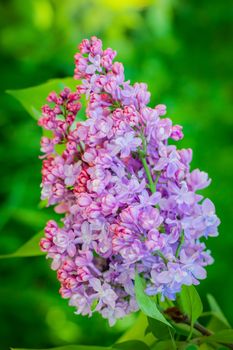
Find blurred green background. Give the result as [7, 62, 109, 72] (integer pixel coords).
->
[0, 0, 232, 349]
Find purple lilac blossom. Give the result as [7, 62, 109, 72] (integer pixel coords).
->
[39, 36, 220, 326]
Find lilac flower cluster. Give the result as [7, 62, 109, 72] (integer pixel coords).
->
[39, 37, 220, 325]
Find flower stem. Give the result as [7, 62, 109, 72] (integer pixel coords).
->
[169, 326, 177, 350]
[175, 231, 185, 258]
[155, 250, 169, 264]
[140, 156, 156, 193]
[138, 134, 156, 194]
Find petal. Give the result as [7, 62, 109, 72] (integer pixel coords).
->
[202, 198, 215, 215]
[90, 278, 102, 292]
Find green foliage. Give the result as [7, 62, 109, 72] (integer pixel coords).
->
[0, 231, 44, 259]
[200, 329, 233, 345]
[12, 340, 151, 350]
[116, 313, 154, 346]
[12, 346, 111, 350]
[134, 273, 171, 327]
[184, 345, 199, 350]
[178, 286, 203, 329]
[7, 78, 78, 120]
[147, 317, 173, 340]
[207, 295, 231, 329]
[113, 340, 150, 350]
[171, 323, 201, 338]
[198, 345, 212, 350]
[152, 340, 175, 350]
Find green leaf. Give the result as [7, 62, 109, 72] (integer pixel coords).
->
[12, 208, 50, 228]
[134, 273, 172, 327]
[185, 345, 199, 350]
[199, 344, 215, 350]
[171, 322, 201, 338]
[117, 312, 155, 347]
[113, 340, 150, 350]
[198, 344, 213, 350]
[11, 346, 110, 350]
[207, 294, 231, 328]
[201, 312, 230, 332]
[145, 325, 151, 336]
[178, 285, 203, 327]
[7, 77, 83, 120]
[152, 340, 175, 350]
[207, 316, 230, 334]
[200, 330, 233, 345]
[0, 231, 44, 259]
[147, 317, 173, 340]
